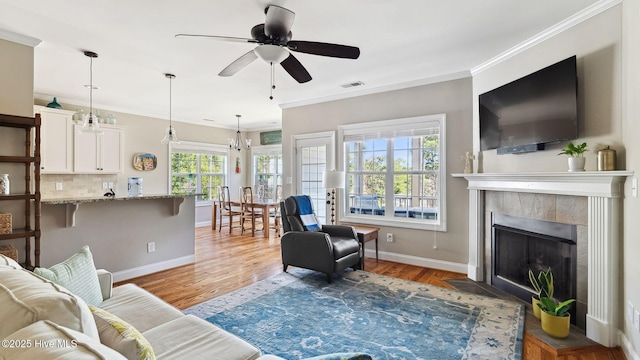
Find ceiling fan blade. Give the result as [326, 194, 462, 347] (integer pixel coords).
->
[264, 5, 295, 39]
[218, 50, 259, 77]
[287, 41, 360, 59]
[175, 34, 258, 44]
[280, 54, 311, 83]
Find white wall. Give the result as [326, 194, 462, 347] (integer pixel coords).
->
[473, 6, 623, 173]
[0, 38, 34, 117]
[0, 37, 35, 262]
[282, 77, 473, 268]
[622, 0, 640, 356]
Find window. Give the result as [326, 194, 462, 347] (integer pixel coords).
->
[252, 145, 282, 201]
[170, 141, 228, 203]
[340, 114, 446, 231]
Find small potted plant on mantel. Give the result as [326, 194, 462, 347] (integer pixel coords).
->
[528, 268, 554, 320]
[558, 142, 588, 172]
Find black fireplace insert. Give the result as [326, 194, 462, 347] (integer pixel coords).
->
[491, 213, 577, 322]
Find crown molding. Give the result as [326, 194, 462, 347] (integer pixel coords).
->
[471, 0, 621, 75]
[0, 28, 41, 47]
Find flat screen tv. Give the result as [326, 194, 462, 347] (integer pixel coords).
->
[479, 56, 578, 154]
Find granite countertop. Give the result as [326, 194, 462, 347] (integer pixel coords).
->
[41, 194, 194, 205]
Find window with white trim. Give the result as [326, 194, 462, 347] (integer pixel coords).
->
[170, 142, 228, 203]
[251, 145, 282, 201]
[340, 114, 446, 231]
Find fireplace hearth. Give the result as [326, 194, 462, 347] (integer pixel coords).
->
[491, 213, 577, 323]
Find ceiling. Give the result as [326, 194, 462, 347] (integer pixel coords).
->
[0, 0, 602, 131]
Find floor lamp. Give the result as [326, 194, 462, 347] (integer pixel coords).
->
[322, 170, 345, 224]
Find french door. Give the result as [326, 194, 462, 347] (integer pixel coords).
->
[293, 132, 335, 225]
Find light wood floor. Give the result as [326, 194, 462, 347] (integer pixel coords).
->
[118, 227, 626, 360]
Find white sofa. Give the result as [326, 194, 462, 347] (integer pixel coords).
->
[0, 254, 262, 360]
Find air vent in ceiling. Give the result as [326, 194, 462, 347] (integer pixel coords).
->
[340, 81, 365, 88]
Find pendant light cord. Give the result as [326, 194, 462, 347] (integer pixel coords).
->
[169, 75, 172, 131]
[89, 56, 93, 118]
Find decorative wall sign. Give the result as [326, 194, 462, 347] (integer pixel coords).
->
[260, 130, 282, 145]
[133, 153, 157, 171]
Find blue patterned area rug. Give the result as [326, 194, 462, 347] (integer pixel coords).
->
[184, 269, 524, 360]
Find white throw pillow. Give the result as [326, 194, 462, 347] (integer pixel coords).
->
[0, 266, 99, 340]
[0, 253, 21, 269]
[0, 320, 127, 360]
[89, 306, 156, 360]
[34, 245, 103, 306]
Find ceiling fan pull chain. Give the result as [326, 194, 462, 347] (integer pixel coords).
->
[269, 62, 275, 100]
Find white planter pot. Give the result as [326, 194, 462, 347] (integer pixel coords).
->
[568, 157, 586, 172]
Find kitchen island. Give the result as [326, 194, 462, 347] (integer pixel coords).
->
[41, 194, 195, 281]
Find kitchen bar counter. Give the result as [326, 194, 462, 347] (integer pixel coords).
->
[42, 193, 190, 204]
[42, 194, 192, 227]
[40, 194, 196, 281]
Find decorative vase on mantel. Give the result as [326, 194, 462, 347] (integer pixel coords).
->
[567, 157, 586, 172]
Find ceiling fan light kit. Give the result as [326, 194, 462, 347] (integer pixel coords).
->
[254, 45, 288, 64]
[176, 4, 360, 92]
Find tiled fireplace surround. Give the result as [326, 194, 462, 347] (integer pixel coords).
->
[484, 191, 588, 329]
[455, 171, 632, 347]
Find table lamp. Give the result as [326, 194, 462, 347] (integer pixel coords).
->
[322, 170, 345, 224]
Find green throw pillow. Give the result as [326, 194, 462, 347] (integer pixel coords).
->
[89, 306, 156, 360]
[34, 245, 103, 306]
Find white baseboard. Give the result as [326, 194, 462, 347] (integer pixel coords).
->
[619, 330, 640, 360]
[364, 249, 467, 274]
[112, 255, 195, 282]
[195, 220, 212, 228]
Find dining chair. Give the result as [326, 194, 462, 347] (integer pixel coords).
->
[240, 186, 264, 236]
[269, 184, 283, 237]
[217, 186, 241, 233]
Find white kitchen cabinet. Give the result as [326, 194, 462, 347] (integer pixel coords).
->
[35, 106, 75, 173]
[73, 124, 124, 173]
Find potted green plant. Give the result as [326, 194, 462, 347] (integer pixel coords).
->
[558, 142, 588, 172]
[528, 268, 553, 319]
[537, 296, 576, 338]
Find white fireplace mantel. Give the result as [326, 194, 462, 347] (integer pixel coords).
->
[452, 171, 634, 347]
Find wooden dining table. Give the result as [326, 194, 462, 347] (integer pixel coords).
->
[211, 198, 280, 238]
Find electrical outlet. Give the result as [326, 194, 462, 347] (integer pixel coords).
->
[55, 182, 63, 191]
[635, 309, 640, 332]
[627, 301, 634, 322]
[147, 242, 155, 253]
[102, 182, 108, 189]
[386, 233, 394, 243]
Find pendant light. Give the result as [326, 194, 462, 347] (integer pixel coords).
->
[80, 51, 103, 134]
[228, 115, 251, 151]
[161, 73, 180, 144]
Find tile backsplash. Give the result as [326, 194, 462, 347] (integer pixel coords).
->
[42, 174, 119, 199]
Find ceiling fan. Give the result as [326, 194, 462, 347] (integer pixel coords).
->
[176, 5, 360, 84]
